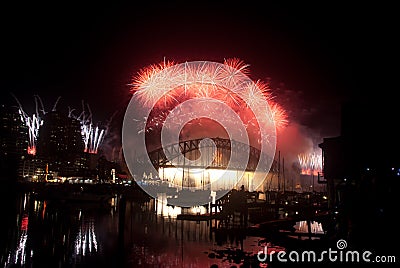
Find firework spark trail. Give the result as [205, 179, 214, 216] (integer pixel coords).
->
[13, 95, 106, 155]
[298, 152, 322, 176]
[269, 102, 288, 131]
[69, 101, 106, 154]
[131, 58, 288, 137]
[13, 95, 45, 155]
[79, 122, 105, 154]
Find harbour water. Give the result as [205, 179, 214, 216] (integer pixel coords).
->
[4, 183, 394, 268]
[1, 186, 282, 267]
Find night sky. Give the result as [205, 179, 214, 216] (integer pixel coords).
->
[1, 2, 396, 139]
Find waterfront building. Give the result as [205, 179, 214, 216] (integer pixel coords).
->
[0, 104, 28, 180]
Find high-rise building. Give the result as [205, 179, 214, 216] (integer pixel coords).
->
[36, 111, 86, 177]
[0, 104, 28, 180]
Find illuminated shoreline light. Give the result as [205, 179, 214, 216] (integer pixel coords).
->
[158, 167, 258, 192]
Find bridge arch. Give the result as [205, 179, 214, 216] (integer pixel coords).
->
[141, 137, 278, 191]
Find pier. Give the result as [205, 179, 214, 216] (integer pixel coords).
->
[174, 189, 332, 246]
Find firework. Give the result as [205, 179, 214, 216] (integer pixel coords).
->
[298, 151, 322, 176]
[131, 58, 288, 136]
[269, 102, 288, 131]
[13, 95, 48, 155]
[69, 101, 106, 154]
[14, 95, 62, 155]
[14, 95, 106, 155]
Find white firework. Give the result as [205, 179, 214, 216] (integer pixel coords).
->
[71, 101, 106, 154]
[14, 95, 47, 155]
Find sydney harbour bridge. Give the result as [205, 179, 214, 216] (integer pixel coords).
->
[136, 137, 279, 193]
